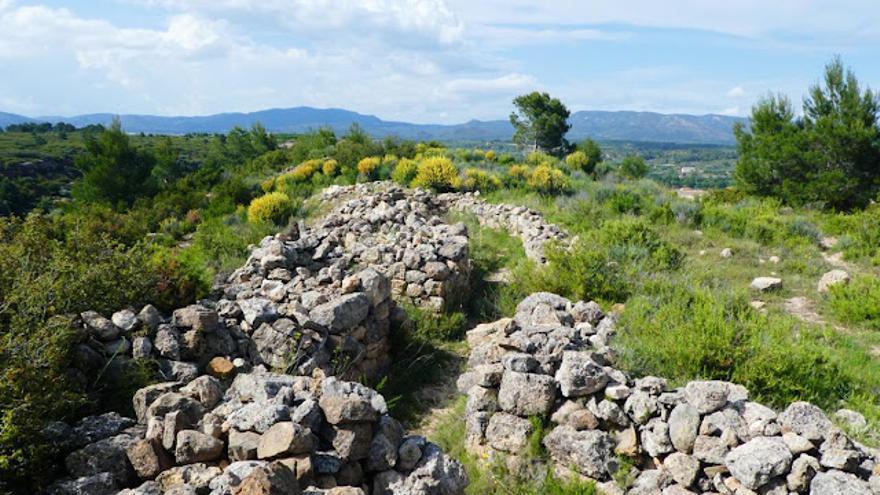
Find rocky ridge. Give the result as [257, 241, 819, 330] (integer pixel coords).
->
[458, 292, 880, 494]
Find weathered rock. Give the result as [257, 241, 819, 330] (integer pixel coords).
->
[229, 429, 261, 461]
[320, 394, 378, 424]
[750, 277, 782, 292]
[664, 452, 700, 487]
[817, 269, 850, 293]
[809, 469, 872, 494]
[233, 461, 300, 495]
[543, 425, 616, 479]
[257, 422, 314, 459]
[310, 293, 370, 332]
[669, 403, 701, 454]
[497, 370, 556, 416]
[485, 412, 532, 453]
[725, 437, 792, 490]
[65, 433, 134, 485]
[175, 430, 225, 464]
[554, 351, 609, 397]
[113, 309, 141, 333]
[81, 311, 120, 341]
[127, 438, 172, 480]
[685, 381, 731, 414]
[778, 402, 833, 441]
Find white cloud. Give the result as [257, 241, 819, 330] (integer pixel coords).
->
[445, 73, 537, 93]
[726, 86, 745, 98]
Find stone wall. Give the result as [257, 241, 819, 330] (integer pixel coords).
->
[46, 367, 467, 495]
[458, 292, 880, 495]
[438, 192, 568, 264]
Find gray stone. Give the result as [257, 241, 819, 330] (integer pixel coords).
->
[555, 351, 609, 397]
[725, 437, 792, 490]
[787, 454, 820, 492]
[239, 298, 278, 327]
[257, 422, 313, 459]
[154, 325, 181, 360]
[498, 370, 556, 416]
[809, 470, 872, 494]
[543, 425, 616, 479]
[309, 293, 370, 332]
[818, 269, 850, 293]
[112, 309, 141, 333]
[669, 403, 701, 454]
[46, 473, 118, 495]
[229, 429, 261, 461]
[81, 311, 120, 341]
[664, 452, 700, 487]
[685, 381, 731, 414]
[175, 430, 224, 464]
[65, 433, 134, 485]
[779, 402, 834, 441]
[751, 276, 783, 291]
[138, 304, 163, 332]
[485, 412, 532, 453]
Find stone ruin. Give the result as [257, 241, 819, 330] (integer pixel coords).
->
[458, 292, 880, 495]
[45, 368, 467, 495]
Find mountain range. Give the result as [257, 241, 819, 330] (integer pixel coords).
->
[0, 107, 747, 145]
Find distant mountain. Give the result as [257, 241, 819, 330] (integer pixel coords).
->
[0, 111, 34, 128]
[2, 107, 747, 145]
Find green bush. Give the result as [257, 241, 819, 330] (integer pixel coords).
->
[618, 155, 648, 179]
[391, 158, 419, 186]
[829, 275, 880, 328]
[617, 284, 853, 409]
[460, 168, 502, 193]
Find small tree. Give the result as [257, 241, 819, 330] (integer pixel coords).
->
[734, 57, 880, 209]
[565, 151, 589, 173]
[619, 155, 649, 179]
[510, 91, 571, 156]
[72, 118, 156, 209]
[577, 138, 603, 173]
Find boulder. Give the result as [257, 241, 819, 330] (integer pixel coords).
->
[778, 402, 833, 441]
[750, 277, 782, 292]
[809, 470, 872, 494]
[554, 351, 609, 397]
[485, 412, 532, 453]
[668, 403, 700, 454]
[257, 422, 314, 459]
[175, 430, 225, 464]
[725, 437, 792, 490]
[543, 425, 616, 479]
[309, 293, 370, 332]
[497, 370, 556, 416]
[232, 461, 300, 495]
[817, 269, 850, 293]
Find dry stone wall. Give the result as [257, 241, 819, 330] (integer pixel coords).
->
[45, 367, 467, 495]
[458, 292, 880, 495]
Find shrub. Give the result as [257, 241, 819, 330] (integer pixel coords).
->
[526, 151, 556, 167]
[565, 150, 590, 172]
[391, 158, 419, 186]
[527, 165, 571, 194]
[411, 157, 459, 192]
[357, 156, 381, 178]
[600, 217, 683, 270]
[617, 284, 852, 409]
[282, 159, 323, 183]
[485, 149, 497, 161]
[460, 168, 501, 193]
[829, 275, 880, 328]
[618, 154, 649, 179]
[787, 217, 821, 243]
[322, 159, 338, 176]
[247, 192, 293, 224]
[506, 164, 532, 186]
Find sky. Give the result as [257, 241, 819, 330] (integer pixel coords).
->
[1, 0, 880, 123]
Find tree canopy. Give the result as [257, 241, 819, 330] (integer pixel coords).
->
[734, 58, 880, 210]
[509, 92, 571, 156]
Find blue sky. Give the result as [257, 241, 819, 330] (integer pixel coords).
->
[1, 0, 879, 123]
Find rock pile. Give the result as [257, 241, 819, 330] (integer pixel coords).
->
[46, 367, 468, 495]
[458, 292, 880, 495]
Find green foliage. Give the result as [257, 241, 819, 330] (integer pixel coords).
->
[460, 168, 502, 193]
[391, 158, 419, 186]
[510, 92, 572, 155]
[564, 150, 590, 173]
[73, 119, 157, 208]
[247, 192, 293, 224]
[734, 58, 880, 210]
[527, 165, 571, 195]
[0, 213, 161, 491]
[576, 138, 603, 173]
[829, 275, 880, 328]
[617, 283, 855, 409]
[412, 157, 459, 192]
[618, 154, 648, 179]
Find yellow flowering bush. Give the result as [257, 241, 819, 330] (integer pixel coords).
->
[507, 164, 532, 184]
[322, 159, 338, 176]
[460, 168, 501, 192]
[411, 157, 459, 192]
[280, 159, 323, 184]
[248, 192, 292, 224]
[526, 151, 556, 167]
[527, 164, 571, 194]
[565, 150, 589, 172]
[357, 156, 381, 178]
[485, 149, 497, 161]
[391, 158, 419, 186]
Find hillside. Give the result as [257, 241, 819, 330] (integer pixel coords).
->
[1, 107, 747, 145]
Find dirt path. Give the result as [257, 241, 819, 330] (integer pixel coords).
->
[409, 351, 465, 438]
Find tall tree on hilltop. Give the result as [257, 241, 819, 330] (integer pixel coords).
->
[510, 92, 571, 156]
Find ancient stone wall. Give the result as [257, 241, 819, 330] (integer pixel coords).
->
[46, 368, 467, 495]
[459, 292, 880, 495]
